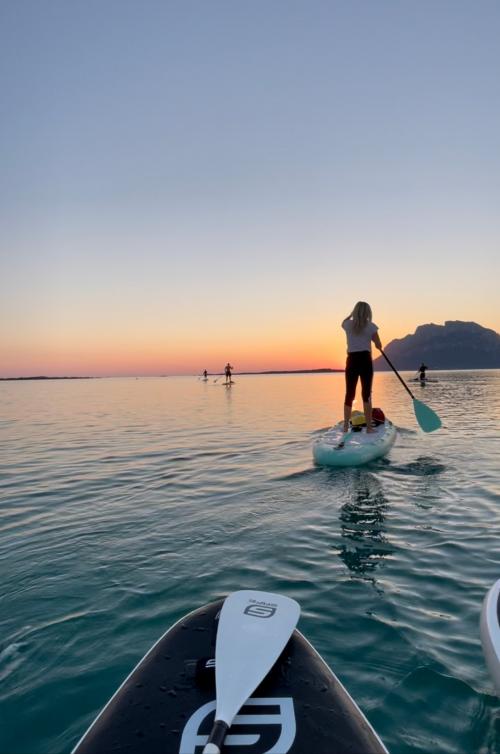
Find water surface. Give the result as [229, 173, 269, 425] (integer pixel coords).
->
[1, 371, 499, 753]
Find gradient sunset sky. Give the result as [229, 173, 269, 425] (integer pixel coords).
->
[1, 1, 499, 376]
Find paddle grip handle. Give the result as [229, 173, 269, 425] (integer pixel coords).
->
[203, 720, 229, 754]
[379, 349, 415, 400]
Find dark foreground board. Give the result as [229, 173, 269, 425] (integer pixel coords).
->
[73, 600, 388, 754]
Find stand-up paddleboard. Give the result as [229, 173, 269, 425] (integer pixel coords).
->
[480, 579, 500, 695]
[313, 420, 397, 467]
[411, 377, 438, 383]
[72, 592, 388, 754]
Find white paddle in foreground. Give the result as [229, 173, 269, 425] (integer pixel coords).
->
[202, 590, 300, 754]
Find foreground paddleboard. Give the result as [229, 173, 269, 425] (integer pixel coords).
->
[313, 420, 397, 468]
[480, 579, 500, 695]
[72, 599, 388, 754]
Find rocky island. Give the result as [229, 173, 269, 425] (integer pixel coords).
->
[373, 321, 500, 370]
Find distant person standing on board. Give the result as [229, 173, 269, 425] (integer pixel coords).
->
[224, 363, 234, 385]
[418, 362, 428, 380]
[203, 369, 208, 378]
[342, 302, 382, 434]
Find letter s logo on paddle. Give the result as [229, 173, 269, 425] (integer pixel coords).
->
[244, 604, 276, 618]
[179, 697, 296, 754]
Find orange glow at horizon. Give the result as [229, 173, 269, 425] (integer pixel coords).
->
[1, 326, 349, 377]
[2, 313, 499, 378]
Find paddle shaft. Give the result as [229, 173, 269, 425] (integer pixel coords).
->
[379, 349, 415, 400]
[204, 722, 228, 753]
[335, 431, 349, 450]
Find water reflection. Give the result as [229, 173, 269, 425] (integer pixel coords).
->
[390, 456, 446, 477]
[337, 471, 394, 583]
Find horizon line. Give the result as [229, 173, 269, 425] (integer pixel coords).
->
[0, 367, 343, 381]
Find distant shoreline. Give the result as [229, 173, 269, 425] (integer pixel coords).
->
[0, 376, 97, 381]
[234, 368, 344, 375]
[3, 366, 499, 381]
[1, 370, 342, 380]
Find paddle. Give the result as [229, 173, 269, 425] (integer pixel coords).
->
[379, 348, 441, 432]
[202, 590, 300, 754]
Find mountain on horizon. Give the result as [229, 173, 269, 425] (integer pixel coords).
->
[373, 320, 500, 370]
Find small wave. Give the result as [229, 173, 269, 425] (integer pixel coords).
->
[0, 642, 27, 682]
[390, 456, 447, 476]
[274, 467, 318, 481]
[311, 426, 332, 436]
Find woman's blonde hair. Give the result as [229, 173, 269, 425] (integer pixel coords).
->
[351, 301, 372, 334]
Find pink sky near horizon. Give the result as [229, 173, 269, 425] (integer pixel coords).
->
[2, 310, 499, 378]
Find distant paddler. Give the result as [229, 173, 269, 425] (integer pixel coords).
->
[224, 362, 234, 385]
[418, 362, 428, 381]
[202, 369, 208, 380]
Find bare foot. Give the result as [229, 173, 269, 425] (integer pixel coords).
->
[366, 427, 375, 434]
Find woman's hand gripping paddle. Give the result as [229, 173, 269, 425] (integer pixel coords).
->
[202, 590, 300, 754]
[379, 348, 441, 432]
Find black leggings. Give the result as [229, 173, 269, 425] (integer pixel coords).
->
[344, 351, 373, 407]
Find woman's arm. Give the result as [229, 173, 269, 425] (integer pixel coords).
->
[372, 331, 382, 350]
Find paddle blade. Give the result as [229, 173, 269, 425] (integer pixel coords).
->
[413, 398, 442, 432]
[214, 590, 300, 727]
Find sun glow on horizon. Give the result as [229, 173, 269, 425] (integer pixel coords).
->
[2, 313, 499, 378]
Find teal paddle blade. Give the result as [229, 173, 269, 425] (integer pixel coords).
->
[413, 398, 441, 432]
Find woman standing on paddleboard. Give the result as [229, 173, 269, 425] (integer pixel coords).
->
[342, 302, 382, 434]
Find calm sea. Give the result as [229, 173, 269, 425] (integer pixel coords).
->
[1, 371, 499, 754]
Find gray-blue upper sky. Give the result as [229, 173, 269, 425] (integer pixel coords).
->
[3, 0, 499, 213]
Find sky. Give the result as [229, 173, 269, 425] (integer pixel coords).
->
[1, 0, 499, 376]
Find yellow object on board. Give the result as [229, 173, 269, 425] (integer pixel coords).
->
[351, 413, 366, 427]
